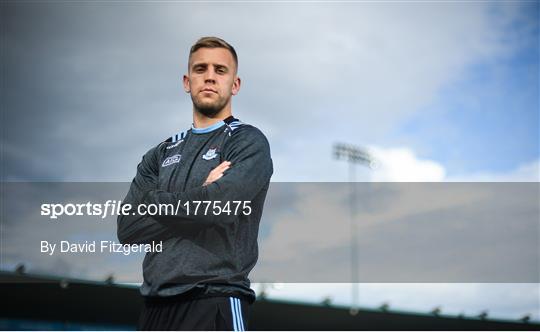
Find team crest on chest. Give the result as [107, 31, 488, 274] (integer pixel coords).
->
[202, 147, 219, 160]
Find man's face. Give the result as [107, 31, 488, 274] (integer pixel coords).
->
[183, 47, 240, 117]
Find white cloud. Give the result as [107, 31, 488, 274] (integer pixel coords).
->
[369, 146, 446, 182]
[356, 145, 539, 182]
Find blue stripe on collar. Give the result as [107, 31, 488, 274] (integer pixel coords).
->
[191, 120, 225, 134]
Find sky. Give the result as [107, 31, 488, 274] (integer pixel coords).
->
[1, 0, 539, 323]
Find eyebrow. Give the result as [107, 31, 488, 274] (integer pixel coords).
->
[191, 62, 230, 71]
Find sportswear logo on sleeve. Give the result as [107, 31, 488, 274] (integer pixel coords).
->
[162, 154, 182, 167]
[202, 147, 219, 160]
[166, 139, 184, 150]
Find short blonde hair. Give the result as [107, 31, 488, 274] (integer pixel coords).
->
[189, 36, 238, 71]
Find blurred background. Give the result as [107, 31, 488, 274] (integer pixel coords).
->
[1, 0, 539, 329]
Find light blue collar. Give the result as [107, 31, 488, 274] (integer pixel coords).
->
[191, 120, 225, 134]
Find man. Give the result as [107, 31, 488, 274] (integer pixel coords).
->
[117, 37, 273, 331]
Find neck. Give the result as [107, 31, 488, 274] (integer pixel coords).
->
[192, 105, 232, 128]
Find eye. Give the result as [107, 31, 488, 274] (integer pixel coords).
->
[216, 67, 227, 74]
[194, 66, 206, 73]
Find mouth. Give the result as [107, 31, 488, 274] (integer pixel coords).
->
[200, 88, 217, 94]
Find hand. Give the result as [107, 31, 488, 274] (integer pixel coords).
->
[203, 161, 231, 186]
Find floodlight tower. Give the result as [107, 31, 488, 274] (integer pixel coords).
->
[333, 143, 376, 315]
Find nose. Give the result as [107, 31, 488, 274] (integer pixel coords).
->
[204, 67, 216, 83]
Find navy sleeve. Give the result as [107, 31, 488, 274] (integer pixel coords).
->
[117, 145, 174, 244]
[143, 126, 273, 226]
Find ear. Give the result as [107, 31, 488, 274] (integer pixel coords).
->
[182, 74, 190, 93]
[232, 76, 241, 96]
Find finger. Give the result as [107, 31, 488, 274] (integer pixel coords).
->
[212, 162, 228, 171]
[214, 163, 231, 173]
[218, 161, 231, 167]
[207, 173, 223, 184]
[210, 168, 227, 177]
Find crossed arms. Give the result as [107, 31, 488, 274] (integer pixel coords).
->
[117, 128, 273, 245]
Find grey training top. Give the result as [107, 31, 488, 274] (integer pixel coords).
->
[117, 116, 273, 303]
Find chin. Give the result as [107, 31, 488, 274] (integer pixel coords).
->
[198, 109, 221, 118]
[195, 103, 221, 117]
[192, 95, 230, 117]
[198, 102, 218, 111]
